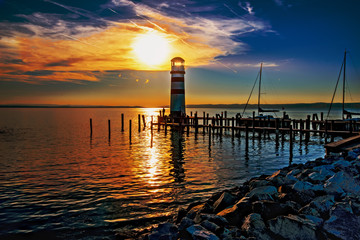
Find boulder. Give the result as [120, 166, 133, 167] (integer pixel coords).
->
[148, 223, 178, 240]
[220, 227, 244, 240]
[241, 213, 273, 240]
[332, 159, 352, 169]
[217, 197, 252, 226]
[323, 202, 360, 240]
[292, 180, 323, 192]
[252, 200, 294, 221]
[187, 202, 214, 219]
[186, 224, 219, 240]
[194, 214, 228, 227]
[213, 191, 237, 213]
[268, 214, 317, 240]
[325, 171, 360, 195]
[245, 186, 278, 201]
[200, 220, 221, 234]
[179, 217, 195, 231]
[308, 167, 335, 182]
[248, 179, 271, 190]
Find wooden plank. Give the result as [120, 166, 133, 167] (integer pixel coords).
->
[325, 134, 360, 153]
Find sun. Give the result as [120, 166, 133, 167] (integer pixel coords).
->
[132, 31, 170, 66]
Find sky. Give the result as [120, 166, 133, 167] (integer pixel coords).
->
[0, 0, 359, 107]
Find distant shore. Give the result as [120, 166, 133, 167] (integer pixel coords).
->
[0, 102, 359, 109]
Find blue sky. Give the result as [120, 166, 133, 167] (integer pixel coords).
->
[0, 0, 359, 106]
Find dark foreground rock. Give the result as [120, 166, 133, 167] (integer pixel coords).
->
[142, 148, 360, 240]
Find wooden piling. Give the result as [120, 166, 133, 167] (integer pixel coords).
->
[305, 115, 310, 142]
[186, 116, 190, 135]
[245, 123, 249, 148]
[299, 119, 303, 143]
[164, 116, 167, 135]
[90, 118, 93, 138]
[142, 115, 146, 129]
[209, 124, 212, 146]
[158, 116, 160, 131]
[231, 117, 235, 138]
[325, 120, 328, 144]
[138, 114, 141, 132]
[108, 119, 111, 139]
[129, 120, 132, 144]
[121, 113, 124, 132]
[289, 125, 293, 153]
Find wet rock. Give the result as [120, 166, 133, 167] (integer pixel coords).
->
[179, 217, 195, 231]
[217, 197, 252, 226]
[347, 151, 358, 160]
[332, 159, 352, 169]
[252, 200, 294, 221]
[195, 214, 228, 227]
[325, 171, 360, 195]
[175, 207, 187, 223]
[268, 214, 317, 240]
[213, 191, 237, 213]
[187, 202, 214, 219]
[300, 214, 323, 227]
[200, 220, 221, 234]
[241, 213, 272, 240]
[186, 224, 219, 240]
[323, 181, 346, 199]
[308, 167, 335, 182]
[148, 223, 178, 240]
[245, 186, 278, 201]
[292, 180, 324, 192]
[248, 179, 271, 190]
[220, 227, 244, 240]
[323, 202, 360, 240]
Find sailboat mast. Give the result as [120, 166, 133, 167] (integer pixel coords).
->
[258, 63, 263, 115]
[342, 50, 346, 120]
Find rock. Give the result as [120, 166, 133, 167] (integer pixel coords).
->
[220, 227, 244, 240]
[148, 223, 178, 240]
[268, 214, 317, 240]
[241, 213, 272, 240]
[292, 180, 324, 192]
[325, 171, 360, 195]
[248, 179, 271, 190]
[175, 207, 187, 223]
[245, 186, 278, 201]
[213, 191, 237, 213]
[332, 159, 352, 169]
[323, 181, 346, 199]
[187, 202, 214, 219]
[179, 217, 195, 231]
[308, 167, 335, 182]
[300, 214, 323, 227]
[217, 197, 252, 226]
[295, 168, 315, 181]
[323, 202, 360, 240]
[200, 220, 221, 234]
[252, 200, 293, 221]
[186, 224, 219, 240]
[194, 214, 228, 227]
[347, 150, 358, 160]
[313, 164, 335, 172]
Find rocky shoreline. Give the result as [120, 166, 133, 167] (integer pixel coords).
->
[139, 148, 360, 240]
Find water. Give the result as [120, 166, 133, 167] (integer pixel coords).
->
[0, 107, 339, 239]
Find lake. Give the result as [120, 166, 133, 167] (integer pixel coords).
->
[0, 107, 341, 239]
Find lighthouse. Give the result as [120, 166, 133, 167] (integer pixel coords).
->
[170, 57, 186, 118]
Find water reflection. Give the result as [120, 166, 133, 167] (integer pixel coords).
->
[169, 130, 185, 183]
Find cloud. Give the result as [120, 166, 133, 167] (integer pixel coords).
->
[0, 0, 272, 83]
[239, 2, 254, 15]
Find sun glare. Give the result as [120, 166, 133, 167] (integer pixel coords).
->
[132, 31, 170, 66]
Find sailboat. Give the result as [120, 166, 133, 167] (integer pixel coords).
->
[327, 50, 360, 120]
[243, 63, 279, 118]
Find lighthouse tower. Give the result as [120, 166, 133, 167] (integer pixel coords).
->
[170, 57, 186, 118]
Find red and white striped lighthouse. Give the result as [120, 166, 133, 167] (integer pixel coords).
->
[170, 57, 186, 118]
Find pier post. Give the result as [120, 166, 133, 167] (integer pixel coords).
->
[252, 111, 255, 133]
[245, 123, 249, 148]
[299, 119, 303, 143]
[158, 116, 161, 131]
[90, 118, 93, 138]
[325, 120, 328, 144]
[142, 115, 146, 129]
[151, 116, 153, 131]
[320, 112, 324, 121]
[220, 115, 223, 136]
[232, 117, 235, 139]
[305, 115, 310, 142]
[203, 112, 206, 132]
[129, 120, 132, 144]
[289, 125, 293, 152]
[186, 116, 190, 135]
[164, 116, 167, 135]
[206, 113, 209, 126]
[108, 119, 111, 139]
[121, 113, 124, 132]
[195, 113, 198, 135]
[209, 124, 212, 146]
[138, 114, 141, 132]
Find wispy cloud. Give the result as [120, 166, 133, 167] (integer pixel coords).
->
[238, 2, 254, 15]
[0, 0, 272, 83]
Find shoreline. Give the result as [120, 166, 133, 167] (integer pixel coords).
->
[136, 148, 360, 240]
